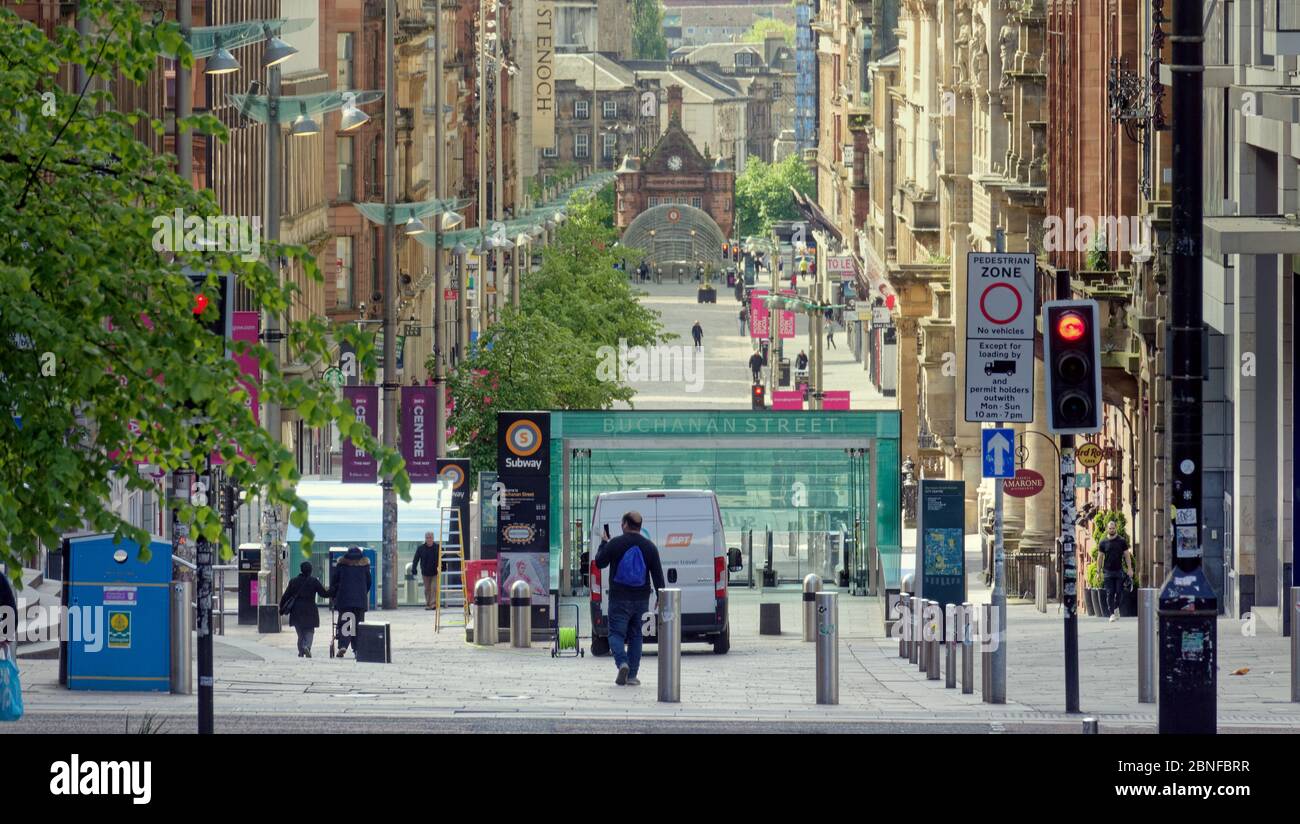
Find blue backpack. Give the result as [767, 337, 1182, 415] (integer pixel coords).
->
[612, 542, 648, 587]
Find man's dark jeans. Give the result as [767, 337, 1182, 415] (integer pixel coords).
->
[1102, 571, 1125, 616]
[336, 607, 366, 654]
[607, 596, 649, 677]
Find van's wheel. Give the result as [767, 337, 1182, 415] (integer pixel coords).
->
[591, 635, 610, 656]
[712, 628, 730, 655]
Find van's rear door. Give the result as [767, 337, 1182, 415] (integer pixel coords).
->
[653, 495, 717, 619]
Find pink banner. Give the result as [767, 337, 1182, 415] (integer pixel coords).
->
[749, 289, 770, 338]
[213, 311, 261, 466]
[342, 385, 379, 483]
[778, 289, 796, 339]
[822, 390, 851, 411]
[401, 385, 438, 482]
[771, 390, 804, 411]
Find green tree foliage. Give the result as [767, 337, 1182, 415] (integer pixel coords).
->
[0, 2, 408, 574]
[734, 154, 816, 238]
[439, 191, 667, 474]
[633, 0, 669, 60]
[740, 18, 796, 46]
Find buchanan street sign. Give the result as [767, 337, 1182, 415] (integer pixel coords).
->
[1003, 468, 1045, 498]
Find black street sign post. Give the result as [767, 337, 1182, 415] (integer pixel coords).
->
[192, 470, 214, 734]
[1160, 0, 1216, 733]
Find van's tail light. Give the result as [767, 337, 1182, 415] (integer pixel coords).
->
[714, 556, 726, 600]
[591, 561, 601, 602]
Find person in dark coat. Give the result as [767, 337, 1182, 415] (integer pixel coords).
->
[326, 547, 372, 658]
[280, 562, 329, 658]
[411, 532, 441, 610]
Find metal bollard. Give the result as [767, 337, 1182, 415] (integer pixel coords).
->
[926, 601, 940, 681]
[802, 573, 822, 642]
[815, 591, 839, 704]
[1035, 566, 1048, 613]
[510, 580, 532, 648]
[944, 603, 957, 688]
[1082, 717, 1099, 734]
[473, 577, 498, 646]
[960, 602, 974, 694]
[1291, 588, 1299, 703]
[898, 594, 910, 658]
[910, 594, 921, 664]
[981, 603, 993, 701]
[170, 580, 193, 695]
[1138, 588, 1157, 703]
[658, 588, 682, 703]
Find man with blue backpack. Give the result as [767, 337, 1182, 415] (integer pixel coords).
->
[594, 511, 666, 686]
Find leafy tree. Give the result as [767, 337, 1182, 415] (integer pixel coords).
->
[734, 154, 816, 238]
[444, 310, 633, 474]
[740, 18, 796, 46]
[439, 191, 669, 474]
[0, 2, 408, 575]
[633, 0, 668, 60]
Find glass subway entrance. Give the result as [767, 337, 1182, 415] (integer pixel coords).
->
[544, 411, 901, 597]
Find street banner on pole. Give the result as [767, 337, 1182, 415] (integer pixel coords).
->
[964, 252, 1035, 422]
[522, 0, 555, 151]
[341, 385, 378, 483]
[778, 289, 796, 338]
[750, 289, 770, 337]
[401, 386, 437, 482]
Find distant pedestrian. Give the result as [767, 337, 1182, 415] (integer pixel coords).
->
[748, 350, 764, 383]
[280, 562, 329, 658]
[738, 306, 748, 335]
[1097, 519, 1133, 621]
[691, 321, 703, 350]
[326, 546, 372, 658]
[795, 350, 809, 374]
[826, 327, 836, 349]
[594, 512, 666, 686]
[411, 532, 441, 609]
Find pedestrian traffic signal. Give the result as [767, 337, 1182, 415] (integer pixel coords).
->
[751, 383, 765, 410]
[187, 272, 232, 341]
[1043, 299, 1101, 434]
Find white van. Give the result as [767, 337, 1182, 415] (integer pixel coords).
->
[588, 489, 738, 655]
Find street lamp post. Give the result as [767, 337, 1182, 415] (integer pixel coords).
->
[381, 0, 398, 609]
[433, 3, 446, 457]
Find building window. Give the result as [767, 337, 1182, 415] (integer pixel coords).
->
[337, 136, 354, 200]
[542, 144, 558, 158]
[335, 236, 354, 309]
[575, 133, 590, 158]
[603, 100, 618, 119]
[338, 33, 355, 91]
[575, 100, 590, 119]
[772, 81, 782, 97]
[649, 196, 658, 207]
[691, 196, 701, 208]
[603, 132, 617, 160]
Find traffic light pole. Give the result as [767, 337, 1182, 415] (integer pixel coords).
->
[1160, 0, 1215, 733]
[1056, 271, 1080, 713]
[194, 470, 214, 734]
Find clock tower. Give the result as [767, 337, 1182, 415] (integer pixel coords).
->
[613, 85, 735, 237]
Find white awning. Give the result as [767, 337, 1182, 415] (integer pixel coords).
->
[285, 479, 456, 543]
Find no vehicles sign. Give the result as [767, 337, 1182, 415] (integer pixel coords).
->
[965, 252, 1035, 423]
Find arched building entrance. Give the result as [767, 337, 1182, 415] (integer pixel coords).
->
[622, 203, 726, 279]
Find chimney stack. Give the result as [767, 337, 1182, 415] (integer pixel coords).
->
[667, 85, 684, 127]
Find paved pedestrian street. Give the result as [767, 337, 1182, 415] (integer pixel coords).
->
[9, 547, 1296, 734]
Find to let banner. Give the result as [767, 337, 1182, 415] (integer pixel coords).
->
[401, 386, 437, 483]
[342, 385, 378, 483]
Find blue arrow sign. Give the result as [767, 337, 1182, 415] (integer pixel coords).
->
[982, 428, 1014, 479]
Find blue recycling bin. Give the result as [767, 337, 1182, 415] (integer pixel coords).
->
[63, 533, 172, 692]
[328, 547, 379, 610]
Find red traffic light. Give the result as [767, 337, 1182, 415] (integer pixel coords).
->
[1056, 312, 1086, 342]
[193, 293, 210, 316]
